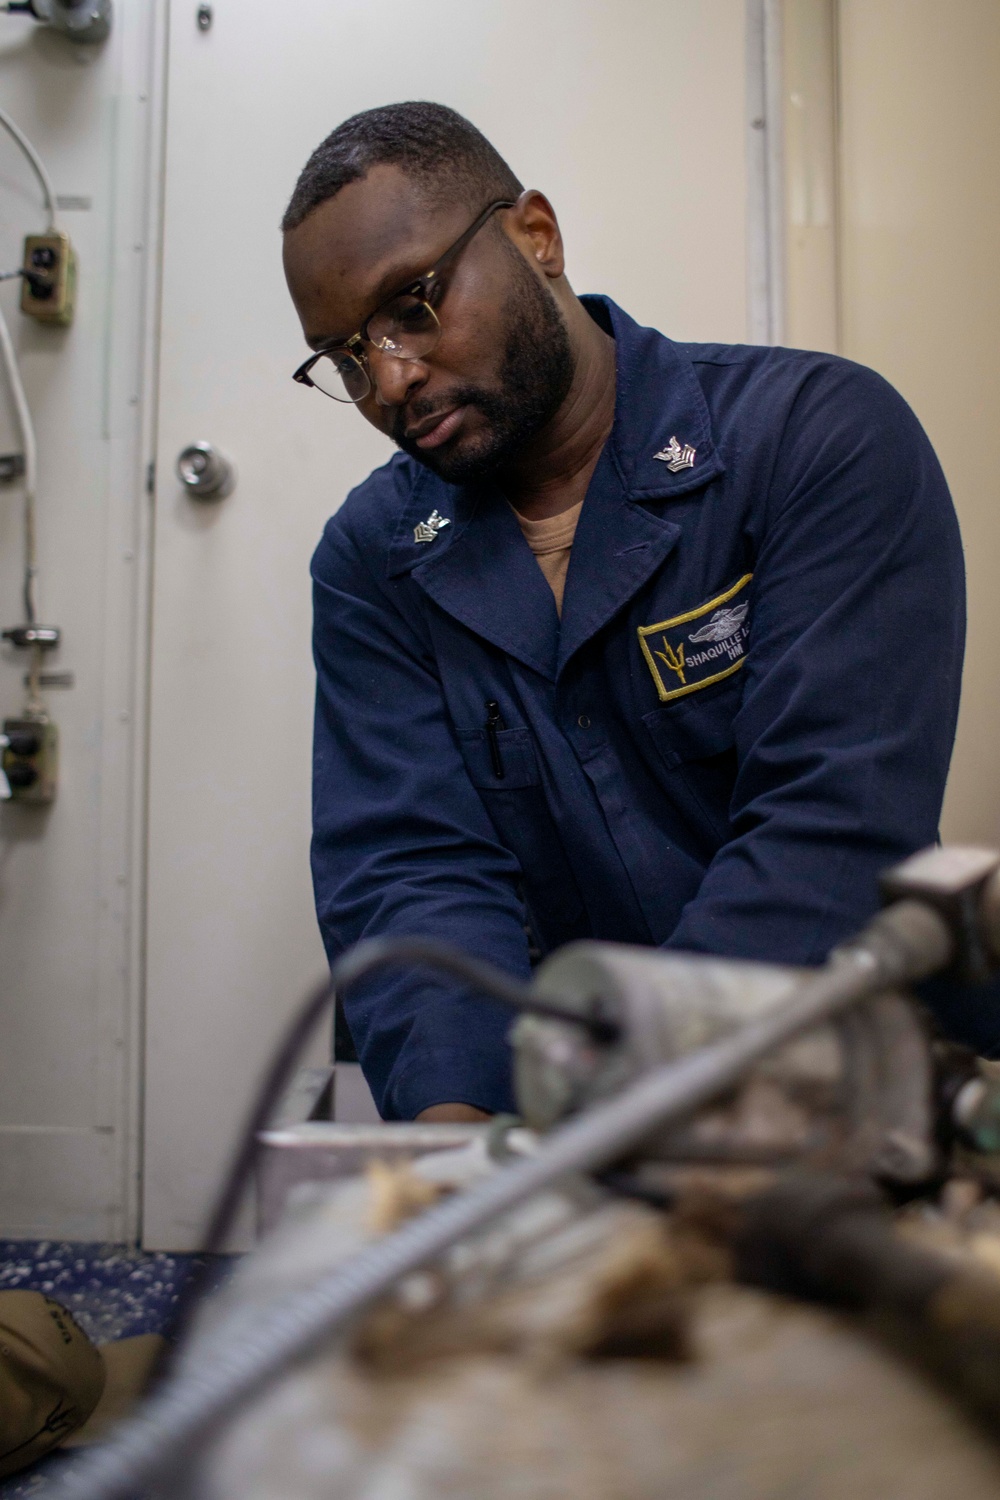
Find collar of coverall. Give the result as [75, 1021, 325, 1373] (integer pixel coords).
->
[383, 296, 726, 682]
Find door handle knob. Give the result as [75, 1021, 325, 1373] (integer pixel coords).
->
[176, 441, 235, 499]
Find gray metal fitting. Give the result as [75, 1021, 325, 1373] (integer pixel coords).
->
[880, 845, 1000, 985]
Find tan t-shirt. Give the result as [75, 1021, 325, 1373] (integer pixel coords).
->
[511, 500, 584, 617]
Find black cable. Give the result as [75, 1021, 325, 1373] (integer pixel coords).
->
[332, 937, 620, 1045]
[0, 267, 51, 294]
[594, 1166, 676, 1211]
[159, 936, 618, 1351]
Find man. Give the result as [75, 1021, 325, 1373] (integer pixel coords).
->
[282, 101, 971, 1125]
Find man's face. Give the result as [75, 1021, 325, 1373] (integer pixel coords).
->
[283, 165, 574, 483]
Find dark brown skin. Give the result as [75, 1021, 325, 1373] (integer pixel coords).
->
[415, 1102, 493, 1124]
[283, 163, 616, 521]
[284, 165, 617, 1122]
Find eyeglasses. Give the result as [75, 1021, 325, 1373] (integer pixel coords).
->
[292, 199, 515, 404]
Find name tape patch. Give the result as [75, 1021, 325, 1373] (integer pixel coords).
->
[638, 573, 753, 703]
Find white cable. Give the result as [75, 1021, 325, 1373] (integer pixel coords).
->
[0, 104, 57, 231]
[0, 103, 52, 697]
[0, 300, 40, 636]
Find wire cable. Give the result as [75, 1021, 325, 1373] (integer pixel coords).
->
[54, 899, 951, 1500]
[0, 299, 43, 708]
[0, 105, 56, 712]
[158, 936, 620, 1348]
[205, 937, 617, 1252]
[0, 105, 57, 231]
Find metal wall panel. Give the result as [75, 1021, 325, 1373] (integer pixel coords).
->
[0, 0, 162, 1238]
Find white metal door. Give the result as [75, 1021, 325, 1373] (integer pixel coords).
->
[145, 0, 750, 1249]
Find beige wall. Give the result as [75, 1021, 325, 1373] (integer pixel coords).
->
[782, 0, 840, 352]
[837, 0, 1000, 843]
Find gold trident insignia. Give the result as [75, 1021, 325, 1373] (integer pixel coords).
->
[655, 637, 686, 685]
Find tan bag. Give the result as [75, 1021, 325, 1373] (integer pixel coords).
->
[0, 1290, 163, 1478]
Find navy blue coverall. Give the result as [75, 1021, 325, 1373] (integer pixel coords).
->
[311, 295, 972, 1120]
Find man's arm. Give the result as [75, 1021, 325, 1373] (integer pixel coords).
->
[311, 511, 529, 1120]
[416, 1103, 493, 1122]
[667, 361, 970, 999]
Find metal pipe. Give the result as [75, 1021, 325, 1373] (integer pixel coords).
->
[734, 1173, 1000, 1428]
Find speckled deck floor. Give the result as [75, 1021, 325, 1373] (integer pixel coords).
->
[0, 1240, 234, 1498]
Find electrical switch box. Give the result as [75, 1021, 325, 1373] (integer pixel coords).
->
[1, 717, 58, 804]
[19, 233, 76, 326]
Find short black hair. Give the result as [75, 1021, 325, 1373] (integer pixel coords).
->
[282, 101, 523, 232]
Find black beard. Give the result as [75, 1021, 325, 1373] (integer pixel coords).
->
[391, 251, 575, 484]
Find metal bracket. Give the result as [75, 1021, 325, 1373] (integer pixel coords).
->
[1, 624, 60, 650]
[5, 0, 112, 44]
[881, 844, 1000, 985]
[0, 454, 25, 483]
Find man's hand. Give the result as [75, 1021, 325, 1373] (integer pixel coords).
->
[415, 1103, 493, 1124]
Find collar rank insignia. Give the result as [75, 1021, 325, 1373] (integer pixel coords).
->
[413, 509, 451, 545]
[653, 435, 696, 472]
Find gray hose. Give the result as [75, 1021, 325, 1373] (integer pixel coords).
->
[56, 899, 950, 1500]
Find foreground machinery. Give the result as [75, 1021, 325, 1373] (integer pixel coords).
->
[57, 847, 1000, 1499]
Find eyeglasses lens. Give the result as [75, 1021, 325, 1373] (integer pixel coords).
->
[309, 351, 371, 403]
[368, 293, 440, 359]
[305, 296, 441, 403]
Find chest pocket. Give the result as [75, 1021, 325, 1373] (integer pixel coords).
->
[642, 681, 739, 847]
[456, 726, 539, 789]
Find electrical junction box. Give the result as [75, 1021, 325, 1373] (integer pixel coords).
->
[1, 717, 58, 804]
[19, 232, 76, 326]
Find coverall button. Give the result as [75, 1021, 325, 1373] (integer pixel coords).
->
[577, 714, 591, 728]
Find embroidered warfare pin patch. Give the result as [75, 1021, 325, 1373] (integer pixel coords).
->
[638, 573, 753, 703]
